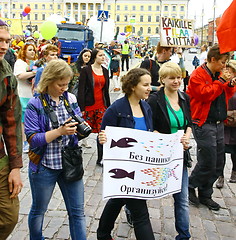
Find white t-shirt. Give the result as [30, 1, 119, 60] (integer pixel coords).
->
[14, 59, 33, 98]
[200, 51, 207, 65]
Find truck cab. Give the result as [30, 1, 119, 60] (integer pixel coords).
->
[57, 22, 94, 63]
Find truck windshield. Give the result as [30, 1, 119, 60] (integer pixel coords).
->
[57, 29, 84, 41]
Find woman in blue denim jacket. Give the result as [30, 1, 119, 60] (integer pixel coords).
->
[24, 59, 86, 240]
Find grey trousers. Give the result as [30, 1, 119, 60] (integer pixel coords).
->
[189, 122, 225, 199]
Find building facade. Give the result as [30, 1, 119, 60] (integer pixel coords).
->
[0, 0, 189, 39]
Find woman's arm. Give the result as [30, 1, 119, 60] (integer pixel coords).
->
[181, 126, 192, 150]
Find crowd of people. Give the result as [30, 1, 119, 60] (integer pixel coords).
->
[1, 18, 236, 240]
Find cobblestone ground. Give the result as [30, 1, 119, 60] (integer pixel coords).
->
[7, 58, 236, 240]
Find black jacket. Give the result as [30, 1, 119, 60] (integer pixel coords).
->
[77, 64, 110, 111]
[147, 87, 192, 134]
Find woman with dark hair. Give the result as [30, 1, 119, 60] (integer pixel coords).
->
[96, 68, 155, 240]
[69, 48, 92, 92]
[77, 48, 110, 166]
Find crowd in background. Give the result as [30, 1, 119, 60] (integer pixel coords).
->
[1, 19, 236, 240]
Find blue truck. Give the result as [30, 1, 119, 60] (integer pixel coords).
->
[57, 22, 94, 63]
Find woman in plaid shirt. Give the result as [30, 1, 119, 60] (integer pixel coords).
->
[24, 59, 86, 240]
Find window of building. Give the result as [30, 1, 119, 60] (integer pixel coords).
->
[117, 5, 120, 11]
[75, 14, 78, 21]
[74, 4, 78, 10]
[156, 16, 159, 22]
[35, 4, 38, 10]
[116, 26, 120, 33]
[172, 15, 176, 18]
[82, 15, 86, 23]
[42, 4, 45, 10]
[98, 4, 101, 10]
[148, 6, 152, 11]
[124, 5, 128, 11]
[133, 27, 135, 33]
[12, 13, 15, 18]
[124, 15, 128, 22]
[4, 4, 7, 9]
[180, 15, 184, 19]
[140, 27, 143, 33]
[108, 5, 111, 10]
[156, 6, 160, 11]
[148, 27, 151, 34]
[27, 14, 30, 20]
[12, 4, 15, 9]
[132, 6, 136, 11]
[140, 15, 143, 22]
[140, 6, 144, 11]
[116, 15, 120, 22]
[58, 4, 61, 10]
[172, 5, 176, 11]
[90, 4, 93, 10]
[35, 14, 38, 20]
[156, 27, 159, 34]
[82, 4, 86, 10]
[42, 14, 45, 21]
[148, 16, 151, 22]
[50, 4, 53, 10]
[164, 6, 168, 11]
[4, 13, 7, 18]
[181, 6, 184, 11]
[124, 27, 126, 32]
[20, 4, 23, 9]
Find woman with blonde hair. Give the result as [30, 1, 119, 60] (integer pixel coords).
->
[147, 61, 192, 239]
[24, 59, 87, 240]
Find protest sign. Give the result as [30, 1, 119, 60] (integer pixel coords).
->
[102, 50, 111, 70]
[102, 126, 184, 200]
[160, 17, 195, 48]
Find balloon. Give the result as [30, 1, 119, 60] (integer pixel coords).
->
[40, 21, 58, 40]
[25, 30, 31, 37]
[33, 31, 40, 38]
[22, 11, 28, 17]
[194, 34, 199, 46]
[24, 6, 31, 14]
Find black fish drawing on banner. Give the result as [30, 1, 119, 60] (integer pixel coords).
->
[110, 137, 137, 148]
[109, 168, 135, 179]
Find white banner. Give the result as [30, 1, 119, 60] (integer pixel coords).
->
[103, 126, 184, 200]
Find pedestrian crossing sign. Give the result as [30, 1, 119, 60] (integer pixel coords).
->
[97, 10, 109, 22]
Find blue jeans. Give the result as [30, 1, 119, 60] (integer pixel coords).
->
[28, 164, 86, 240]
[173, 166, 191, 240]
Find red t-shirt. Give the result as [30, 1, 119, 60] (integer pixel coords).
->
[85, 71, 105, 111]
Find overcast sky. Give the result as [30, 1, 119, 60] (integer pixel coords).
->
[188, 0, 233, 27]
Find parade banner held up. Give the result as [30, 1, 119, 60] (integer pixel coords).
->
[160, 17, 195, 48]
[102, 127, 184, 200]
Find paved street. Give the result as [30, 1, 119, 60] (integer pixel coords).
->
[7, 57, 236, 240]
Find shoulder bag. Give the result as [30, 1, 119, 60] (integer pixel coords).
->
[39, 94, 84, 182]
[165, 99, 193, 168]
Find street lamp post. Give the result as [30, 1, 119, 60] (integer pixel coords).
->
[212, 0, 216, 45]
[201, 6, 204, 45]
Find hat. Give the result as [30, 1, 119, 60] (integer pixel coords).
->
[0, 19, 8, 26]
[26, 36, 35, 42]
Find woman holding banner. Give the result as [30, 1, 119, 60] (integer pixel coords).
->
[97, 68, 155, 240]
[147, 62, 192, 240]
